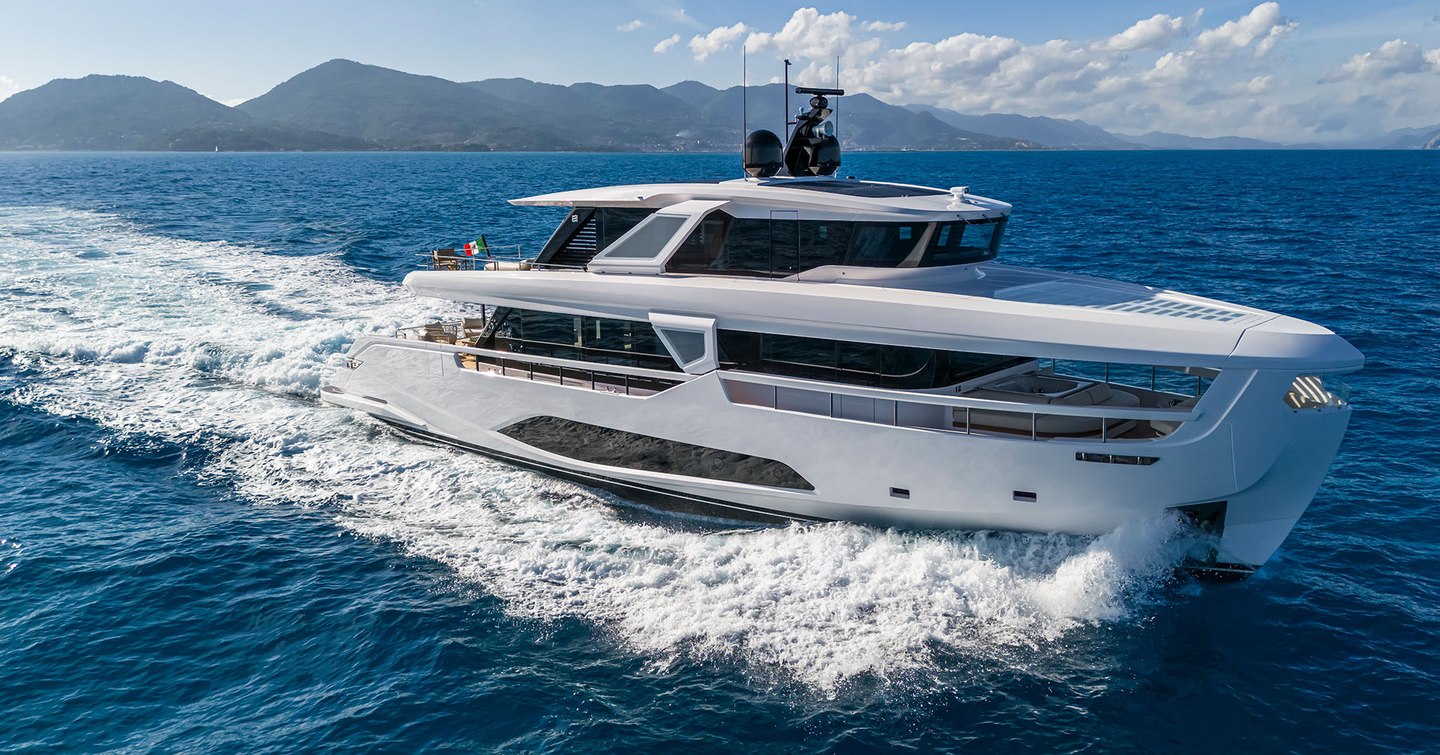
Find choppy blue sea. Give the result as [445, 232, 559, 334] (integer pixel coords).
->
[0, 150, 1436, 752]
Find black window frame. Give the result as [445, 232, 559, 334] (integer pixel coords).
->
[917, 217, 1007, 267]
[486, 307, 681, 372]
[534, 206, 659, 267]
[717, 329, 1029, 390]
[666, 211, 930, 277]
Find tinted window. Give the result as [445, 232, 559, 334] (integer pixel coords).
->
[520, 310, 579, 348]
[847, 223, 925, 267]
[668, 213, 926, 276]
[937, 351, 1030, 384]
[711, 218, 773, 274]
[716, 330, 761, 366]
[920, 218, 1005, 266]
[660, 329, 707, 364]
[499, 416, 814, 490]
[762, 334, 839, 381]
[602, 214, 689, 259]
[798, 221, 853, 270]
[840, 343, 935, 384]
[718, 328, 1026, 389]
[536, 207, 659, 267]
[668, 214, 730, 271]
[771, 215, 799, 276]
[488, 307, 678, 371]
[598, 208, 656, 249]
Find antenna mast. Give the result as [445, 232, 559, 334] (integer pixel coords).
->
[835, 55, 840, 149]
[783, 58, 791, 140]
[742, 47, 747, 170]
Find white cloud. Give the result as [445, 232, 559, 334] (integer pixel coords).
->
[653, 34, 681, 54]
[688, 22, 748, 61]
[1100, 13, 1189, 52]
[861, 20, 906, 32]
[1321, 39, 1439, 81]
[618, 19, 646, 33]
[1194, 2, 1296, 56]
[222, 97, 249, 107]
[668, 7, 703, 30]
[684, 3, 1439, 143]
[1185, 75, 1272, 106]
[1240, 74, 1273, 94]
[745, 9, 872, 62]
[0, 75, 19, 102]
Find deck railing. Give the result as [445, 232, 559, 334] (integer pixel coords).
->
[397, 319, 489, 344]
[422, 245, 589, 272]
[719, 370, 1199, 442]
[348, 337, 1200, 440]
[461, 352, 683, 397]
[349, 338, 687, 398]
[423, 244, 526, 272]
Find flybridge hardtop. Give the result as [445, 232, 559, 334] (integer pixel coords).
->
[323, 82, 1361, 577]
[509, 178, 1012, 221]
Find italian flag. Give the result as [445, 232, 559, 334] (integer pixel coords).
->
[462, 236, 488, 256]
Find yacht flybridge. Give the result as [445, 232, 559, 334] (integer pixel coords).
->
[321, 87, 1361, 577]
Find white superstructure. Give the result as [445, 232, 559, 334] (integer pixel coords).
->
[321, 96, 1360, 577]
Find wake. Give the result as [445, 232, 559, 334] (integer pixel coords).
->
[0, 206, 1194, 692]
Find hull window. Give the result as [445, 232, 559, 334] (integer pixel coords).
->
[499, 416, 814, 491]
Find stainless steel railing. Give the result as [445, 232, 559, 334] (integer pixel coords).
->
[720, 370, 1199, 442]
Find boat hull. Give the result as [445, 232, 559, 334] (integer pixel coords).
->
[322, 337, 1352, 573]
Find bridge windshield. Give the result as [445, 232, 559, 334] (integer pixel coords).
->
[665, 211, 1005, 277]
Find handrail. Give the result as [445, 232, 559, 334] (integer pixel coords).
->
[349, 337, 1199, 425]
[350, 336, 693, 383]
[420, 247, 593, 273]
[423, 244, 527, 271]
[420, 244, 525, 260]
[719, 369, 1201, 422]
[490, 336, 677, 369]
[395, 324, 679, 373]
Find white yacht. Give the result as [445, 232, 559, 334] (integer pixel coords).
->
[321, 88, 1361, 577]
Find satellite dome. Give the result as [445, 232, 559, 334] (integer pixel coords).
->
[743, 130, 784, 178]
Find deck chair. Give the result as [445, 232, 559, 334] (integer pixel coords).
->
[421, 323, 455, 344]
[461, 317, 488, 337]
[432, 248, 462, 271]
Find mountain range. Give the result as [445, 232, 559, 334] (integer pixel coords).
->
[1, 59, 1436, 152]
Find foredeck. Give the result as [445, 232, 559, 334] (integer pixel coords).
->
[795, 263, 1272, 326]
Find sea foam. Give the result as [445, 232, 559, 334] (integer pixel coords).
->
[0, 206, 1192, 692]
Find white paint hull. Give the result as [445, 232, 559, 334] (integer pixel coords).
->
[322, 337, 1352, 572]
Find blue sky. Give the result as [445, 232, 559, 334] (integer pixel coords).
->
[2, 1, 1437, 142]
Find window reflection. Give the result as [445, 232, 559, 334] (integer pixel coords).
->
[667, 211, 988, 276]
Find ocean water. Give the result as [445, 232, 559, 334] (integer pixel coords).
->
[0, 150, 1436, 752]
